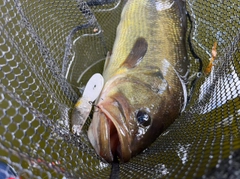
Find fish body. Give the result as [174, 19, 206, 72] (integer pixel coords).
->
[88, 0, 188, 162]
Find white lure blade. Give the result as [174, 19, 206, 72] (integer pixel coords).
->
[82, 73, 104, 101]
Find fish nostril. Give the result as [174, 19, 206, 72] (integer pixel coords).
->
[136, 110, 151, 127]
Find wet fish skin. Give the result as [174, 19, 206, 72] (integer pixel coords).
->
[88, 0, 188, 162]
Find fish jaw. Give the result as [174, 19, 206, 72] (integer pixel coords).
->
[88, 97, 132, 163]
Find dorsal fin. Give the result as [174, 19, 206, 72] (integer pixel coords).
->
[121, 37, 148, 69]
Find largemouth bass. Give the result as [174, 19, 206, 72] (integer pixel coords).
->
[88, 0, 188, 162]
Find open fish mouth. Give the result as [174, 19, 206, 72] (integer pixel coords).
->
[88, 98, 131, 163]
[108, 114, 120, 158]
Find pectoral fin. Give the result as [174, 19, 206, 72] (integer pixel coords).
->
[121, 37, 148, 69]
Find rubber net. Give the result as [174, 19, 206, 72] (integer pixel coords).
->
[0, 0, 239, 178]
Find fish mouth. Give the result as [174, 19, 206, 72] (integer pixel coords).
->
[108, 114, 120, 159]
[88, 98, 131, 162]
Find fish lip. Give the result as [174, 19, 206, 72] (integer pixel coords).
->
[88, 110, 113, 162]
[98, 101, 131, 162]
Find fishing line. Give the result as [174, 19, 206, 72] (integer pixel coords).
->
[77, 58, 105, 83]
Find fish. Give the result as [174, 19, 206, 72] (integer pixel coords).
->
[88, 0, 188, 163]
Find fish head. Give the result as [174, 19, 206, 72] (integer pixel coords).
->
[88, 71, 183, 163]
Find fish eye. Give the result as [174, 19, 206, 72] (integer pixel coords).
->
[136, 110, 151, 127]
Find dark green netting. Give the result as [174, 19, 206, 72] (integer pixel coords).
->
[0, 0, 239, 178]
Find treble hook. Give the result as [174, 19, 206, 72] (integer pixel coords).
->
[89, 101, 100, 112]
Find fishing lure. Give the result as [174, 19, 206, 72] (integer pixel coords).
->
[71, 73, 104, 135]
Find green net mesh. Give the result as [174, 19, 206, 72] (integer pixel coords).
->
[0, 0, 239, 178]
